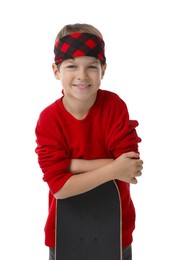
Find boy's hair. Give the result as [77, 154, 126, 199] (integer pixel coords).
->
[55, 23, 103, 42]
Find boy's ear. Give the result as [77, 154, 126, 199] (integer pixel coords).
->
[52, 63, 60, 80]
[101, 63, 107, 79]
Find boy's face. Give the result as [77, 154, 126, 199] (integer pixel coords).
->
[52, 56, 106, 101]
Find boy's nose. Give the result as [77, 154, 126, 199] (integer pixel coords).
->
[77, 68, 88, 80]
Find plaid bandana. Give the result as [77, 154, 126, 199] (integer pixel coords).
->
[54, 32, 106, 65]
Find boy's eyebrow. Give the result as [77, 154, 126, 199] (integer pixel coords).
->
[89, 60, 99, 64]
[61, 59, 74, 65]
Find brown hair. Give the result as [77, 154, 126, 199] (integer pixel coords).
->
[55, 23, 103, 42]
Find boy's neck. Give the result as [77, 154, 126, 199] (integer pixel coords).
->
[62, 95, 97, 120]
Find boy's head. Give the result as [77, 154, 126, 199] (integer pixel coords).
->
[52, 24, 107, 101]
[54, 23, 106, 67]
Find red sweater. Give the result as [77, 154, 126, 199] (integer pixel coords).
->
[35, 89, 141, 248]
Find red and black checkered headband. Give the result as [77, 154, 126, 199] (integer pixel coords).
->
[54, 32, 106, 65]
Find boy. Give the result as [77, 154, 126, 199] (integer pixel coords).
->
[35, 23, 143, 260]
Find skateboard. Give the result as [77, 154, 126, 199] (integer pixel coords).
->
[55, 181, 122, 260]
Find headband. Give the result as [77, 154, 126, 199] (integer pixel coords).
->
[54, 32, 106, 65]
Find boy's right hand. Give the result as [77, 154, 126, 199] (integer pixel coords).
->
[113, 152, 143, 184]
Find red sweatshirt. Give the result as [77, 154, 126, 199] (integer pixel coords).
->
[35, 89, 141, 248]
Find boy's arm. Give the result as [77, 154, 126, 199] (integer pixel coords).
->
[105, 97, 141, 158]
[54, 152, 143, 199]
[69, 158, 114, 174]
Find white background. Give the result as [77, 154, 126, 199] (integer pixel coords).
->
[0, 0, 172, 259]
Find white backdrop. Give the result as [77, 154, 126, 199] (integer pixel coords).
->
[0, 0, 172, 259]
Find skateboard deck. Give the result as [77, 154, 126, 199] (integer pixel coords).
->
[55, 181, 122, 260]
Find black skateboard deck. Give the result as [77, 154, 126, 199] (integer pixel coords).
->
[55, 181, 122, 260]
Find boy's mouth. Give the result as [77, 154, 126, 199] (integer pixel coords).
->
[73, 84, 91, 89]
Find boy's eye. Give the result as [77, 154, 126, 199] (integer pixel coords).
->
[66, 65, 76, 69]
[88, 65, 97, 69]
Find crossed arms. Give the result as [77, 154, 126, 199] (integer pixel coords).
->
[54, 152, 143, 199]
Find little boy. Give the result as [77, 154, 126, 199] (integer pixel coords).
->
[35, 23, 143, 260]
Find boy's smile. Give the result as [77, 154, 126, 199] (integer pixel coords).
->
[73, 83, 91, 90]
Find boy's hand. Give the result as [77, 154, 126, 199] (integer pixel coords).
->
[113, 152, 143, 184]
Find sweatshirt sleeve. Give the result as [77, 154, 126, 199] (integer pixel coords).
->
[105, 95, 141, 158]
[35, 108, 72, 194]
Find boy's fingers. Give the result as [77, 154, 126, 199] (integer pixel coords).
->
[125, 151, 140, 159]
[136, 170, 142, 177]
[131, 177, 138, 184]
